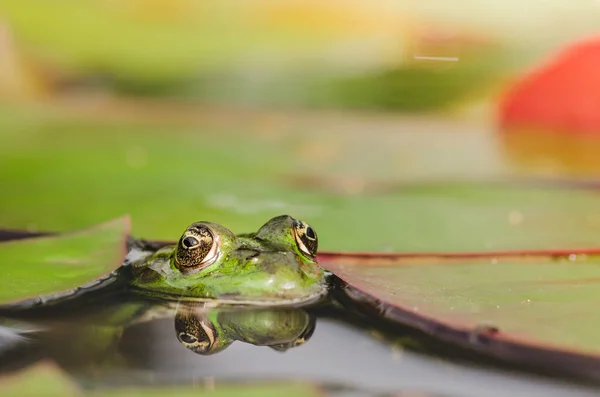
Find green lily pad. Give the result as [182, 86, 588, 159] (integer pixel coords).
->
[2, 110, 600, 254]
[0, 363, 78, 397]
[0, 362, 322, 397]
[98, 382, 322, 397]
[0, 217, 129, 306]
[323, 252, 600, 376]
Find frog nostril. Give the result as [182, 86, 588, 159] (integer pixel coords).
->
[246, 251, 260, 260]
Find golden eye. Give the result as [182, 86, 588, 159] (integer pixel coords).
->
[175, 224, 219, 274]
[292, 219, 318, 257]
[182, 236, 200, 249]
[178, 332, 198, 345]
[175, 317, 216, 354]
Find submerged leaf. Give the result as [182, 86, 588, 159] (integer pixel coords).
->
[0, 217, 129, 306]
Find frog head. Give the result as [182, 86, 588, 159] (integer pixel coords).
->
[129, 215, 327, 306]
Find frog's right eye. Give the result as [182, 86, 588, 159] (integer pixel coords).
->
[175, 224, 219, 274]
[292, 219, 318, 258]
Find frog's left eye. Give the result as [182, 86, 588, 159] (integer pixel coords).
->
[292, 219, 318, 257]
[175, 224, 219, 274]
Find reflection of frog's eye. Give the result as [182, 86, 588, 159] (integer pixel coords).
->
[178, 333, 198, 345]
[175, 311, 217, 355]
[176, 323, 215, 354]
[292, 219, 318, 258]
[175, 224, 219, 274]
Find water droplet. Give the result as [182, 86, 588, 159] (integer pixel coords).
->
[569, 254, 577, 261]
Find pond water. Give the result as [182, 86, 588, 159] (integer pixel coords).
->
[0, 286, 598, 397]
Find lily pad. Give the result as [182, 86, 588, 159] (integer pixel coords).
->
[323, 252, 600, 378]
[500, 37, 600, 136]
[0, 217, 129, 306]
[98, 382, 322, 397]
[0, 362, 322, 397]
[0, 363, 78, 397]
[3, 110, 600, 253]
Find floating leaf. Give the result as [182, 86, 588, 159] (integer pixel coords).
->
[0, 362, 322, 397]
[0, 362, 78, 397]
[315, 184, 600, 253]
[0, 109, 527, 245]
[323, 253, 600, 378]
[0, 217, 129, 306]
[95, 382, 322, 397]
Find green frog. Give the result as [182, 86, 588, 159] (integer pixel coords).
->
[125, 215, 328, 307]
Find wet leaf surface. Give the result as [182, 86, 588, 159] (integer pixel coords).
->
[0, 217, 129, 306]
[324, 253, 600, 375]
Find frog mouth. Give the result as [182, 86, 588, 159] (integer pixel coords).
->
[132, 283, 330, 308]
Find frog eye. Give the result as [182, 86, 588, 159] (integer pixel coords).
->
[175, 224, 219, 274]
[292, 219, 318, 257]
[175, 318, 216, 354]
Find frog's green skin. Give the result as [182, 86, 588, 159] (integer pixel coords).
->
[127, 215, 328, 306]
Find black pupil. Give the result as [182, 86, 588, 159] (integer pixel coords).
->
[180, 333, 197, 344]
[306, 227, 315, 239]
[182, 236, 199, 248]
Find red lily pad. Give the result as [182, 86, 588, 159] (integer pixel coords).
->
[0, 216, 130, 307]
[499, 36, 600, 136]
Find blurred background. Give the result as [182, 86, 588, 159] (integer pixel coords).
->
[1, 0, 600, 250]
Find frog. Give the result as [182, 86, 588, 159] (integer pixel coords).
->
[125, 215, 328, 307]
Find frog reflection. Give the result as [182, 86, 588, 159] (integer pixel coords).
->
[0, 300, 318, 382]
[174, 305, 315, 355]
